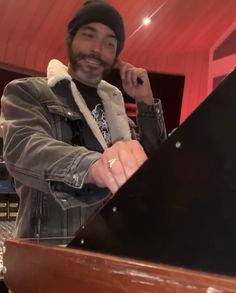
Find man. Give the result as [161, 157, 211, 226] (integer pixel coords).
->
[1, 0, 167, 241]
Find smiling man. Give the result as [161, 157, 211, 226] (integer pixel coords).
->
[1, 0, 167, 240]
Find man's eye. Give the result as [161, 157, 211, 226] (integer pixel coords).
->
[82, 32, 93, 38]
[107, 40, 117, 49]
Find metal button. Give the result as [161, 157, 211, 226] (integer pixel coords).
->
[175, 141, 181, 149]
[73, 174, 80, 184]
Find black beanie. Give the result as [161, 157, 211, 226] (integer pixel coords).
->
[67, 0, 125, 55]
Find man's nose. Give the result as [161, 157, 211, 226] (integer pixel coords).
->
[91, 38, 103, 53]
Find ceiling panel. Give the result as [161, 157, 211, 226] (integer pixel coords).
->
[1, 0, 236, 73]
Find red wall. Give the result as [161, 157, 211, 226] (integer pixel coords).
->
[119, 2, 236, 124]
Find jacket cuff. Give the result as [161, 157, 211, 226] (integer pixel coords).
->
[48, 151, 110, 209]
[64, 151, 101, 188]
[49, 181, 110, 210]
[137, 99, 163, 118]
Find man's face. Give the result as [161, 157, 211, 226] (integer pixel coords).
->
[68, 22, 117, 87]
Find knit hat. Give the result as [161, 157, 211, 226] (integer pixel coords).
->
[67, 0, 125, 55]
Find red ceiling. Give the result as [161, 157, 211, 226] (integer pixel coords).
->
[2, 0, 236, 123]
[1, 0, 236, 74]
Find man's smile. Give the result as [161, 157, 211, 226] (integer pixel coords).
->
[83, 56, 102, 69]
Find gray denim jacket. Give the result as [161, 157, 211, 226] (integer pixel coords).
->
[1, 59, 166, 241]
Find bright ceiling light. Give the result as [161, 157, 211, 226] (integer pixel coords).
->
[142, 17, 151, 26]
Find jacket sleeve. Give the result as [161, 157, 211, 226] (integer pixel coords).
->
[1, 79, 109, 208]
[135, 99, 167, 155]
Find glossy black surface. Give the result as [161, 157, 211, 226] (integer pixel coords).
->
[69, 69, 236, 276]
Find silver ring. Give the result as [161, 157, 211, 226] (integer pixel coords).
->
[108, 158, 119, 169]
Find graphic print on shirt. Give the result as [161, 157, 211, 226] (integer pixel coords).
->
[92, 104, 112, 146]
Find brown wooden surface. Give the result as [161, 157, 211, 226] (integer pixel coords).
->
[2, 239, 236, 293]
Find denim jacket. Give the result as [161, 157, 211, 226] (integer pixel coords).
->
[1, 59, 166, 241]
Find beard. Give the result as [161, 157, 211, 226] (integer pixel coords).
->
[68, 46, 115, 86]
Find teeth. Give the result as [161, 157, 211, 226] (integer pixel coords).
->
[86, 58, 100, 65]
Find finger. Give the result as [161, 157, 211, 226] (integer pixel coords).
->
[107, 158, 128, 188]
[130, 69, 139, 87]
[102, 145, 128, 189]
[119, 62, 130, 81]
[91, 158, 119, 194]
[118, 150, 139, 176]
[106, 174, 119, 194]
[127, 140, 148, 166]
[102, 142, 134, 184]
[100, 156, 120, 193]
[125, 67, 140, 88]
[114, 141, 143, 179]
[120, 62, 134, 83]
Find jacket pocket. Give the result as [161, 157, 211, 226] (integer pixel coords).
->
[46, 104, 83, 120]
[45, 104, 83, 143]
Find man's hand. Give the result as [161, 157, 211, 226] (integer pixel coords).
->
[86, 140, 148, 194]
[118, 61, 155, 105]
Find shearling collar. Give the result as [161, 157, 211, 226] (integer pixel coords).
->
[46, 59, 131, 149]
[47, 59, 72, 87]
